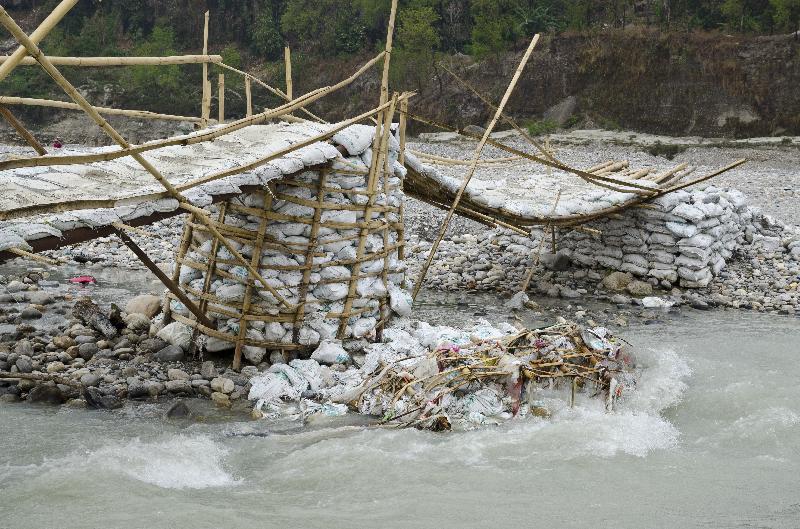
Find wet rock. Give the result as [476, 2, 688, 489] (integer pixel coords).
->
[77, 342, 98, 360]
[211, 391, 231, 407]
[5, 280, 26, 293]
[127, 382, 149, 399]
[166, 400, 191, 419]
[540, 251, 571, 271]
[27, 383, 65, 405]
[26, 291, 53, 305]
[125, 294, 162, 319]
[83, 387, 123, 410]
[153, 345, 184, 362]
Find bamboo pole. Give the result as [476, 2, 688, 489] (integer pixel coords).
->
[0, 7, 296, 311]
[0, 105, 46, 155]
[0, 0, 77, 83]
[399, 98, 408, 166]
[218, 73, 225, 124]
[284, 46, 293, 101]
[245, 76, 252, 117]
[0, 96, 205, 122]
[201, 11, 210, 124]
[0, 52, 389, 175]
[0, 54, 223, 66]
[411, 34, 541, 300]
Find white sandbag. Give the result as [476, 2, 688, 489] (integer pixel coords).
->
[311, 340, 352, 365]
[156, 322, 192, 351]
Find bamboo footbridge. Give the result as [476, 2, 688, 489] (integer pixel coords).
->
[0, 2, 745, 364]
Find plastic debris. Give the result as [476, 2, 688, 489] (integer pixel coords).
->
[69, 275, 96, 285]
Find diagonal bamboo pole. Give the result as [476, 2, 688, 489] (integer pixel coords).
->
[0, 95, 206, 122]
[0, 6, 294, 311]
[0, 0, 77, 83]
[411, 34, 541, 300]
[0, 105, 46, 154]
[0, 52, 387, 174]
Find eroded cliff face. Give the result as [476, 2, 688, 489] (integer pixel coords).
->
[300, 30, 800, 138]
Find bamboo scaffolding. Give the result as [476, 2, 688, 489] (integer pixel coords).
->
[0, 7, 296, 312]
[284, 46, 293, 101]
[412, 34, 541, 300]
[0, 105, 46, 154]
[0, 0, 77, 83]
[0, 52, 387, 176]
[201, 11, 210, 124]
[245, 76, 252, 117]
[0, 54, 223, 66]
[218, 73, 225, 124]
[0, 96, 205, 123]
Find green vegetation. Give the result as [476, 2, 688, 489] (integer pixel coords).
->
[2, 0, 798, 119]
[525, 119, 559, 135]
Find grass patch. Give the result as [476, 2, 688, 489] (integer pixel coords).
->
[525, 119, 559, 136]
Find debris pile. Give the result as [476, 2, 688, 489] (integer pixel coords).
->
[248, 319, 638, 430]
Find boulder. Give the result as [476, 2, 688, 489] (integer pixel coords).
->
[77, 342, 98, 360]
[542, 95, 577, 127]
[167, 368, 190, 381]
[210, 377, 234, 394]
[125, 294, 162, 319]
[200, 361, 217, 379]
[27, 383, 65, 405]
[156, 322, 192, 351]
[153, 345, 185, 362]
[83, 387, 123, 410]
[124, 313, 151, 334]
[626, 280, 653, 297]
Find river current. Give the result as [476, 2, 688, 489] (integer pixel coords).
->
[1, 284, 798, 528]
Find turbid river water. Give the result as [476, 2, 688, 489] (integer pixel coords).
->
[1, 283, 799, 528]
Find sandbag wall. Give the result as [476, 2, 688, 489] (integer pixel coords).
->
[544, 186, 759, 287]
[164, 159, 410, 365]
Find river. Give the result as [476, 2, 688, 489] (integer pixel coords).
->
[1, 287, 799, 528]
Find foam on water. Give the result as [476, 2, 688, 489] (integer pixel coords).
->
[8, 435, 239, 490]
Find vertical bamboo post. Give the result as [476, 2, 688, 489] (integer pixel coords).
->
[397, 97, 408, 261]
[162, 216, 195, 325]
[245, 76, 252, 117]
[284, 46, 293, 101]
[412, 34, 540, 300]
[218, 73, 225, 124]
[201, 10, 210, 124]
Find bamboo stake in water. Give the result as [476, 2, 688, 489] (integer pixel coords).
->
[0, 105, 46, 155]
[412, 34, 541, 300]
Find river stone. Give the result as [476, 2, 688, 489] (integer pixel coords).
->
[168, 368, 190, 381]
[74, 335, 96, 345]
[27, 291, 54, 305]
[601, 271, 633, 292]
[14, 340, 33, 355]
[125, 295, 162, 319]
[80, 373, 101, 387]
[5, 280, 26, 293]
[138, 337, 167, 355]
[200, 361, 217, 379]
[211, 391, 231, 407]
[27, 383, 64, 405]
[127, 382, 149, 399]
[77, 342, 98, 360]
[15, 355, 33, 373]
[46, 361, 66, 373]
[124, 313, 151, 333]
[153, 345, 184, 362]
[626, 280, 653, 297]
[83, 387, 123, 410]
[165, 379, 192, 394]
[52, 335, 76, 349]
[210, 377, 235, 394]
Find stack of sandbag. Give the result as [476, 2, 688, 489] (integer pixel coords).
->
[545, 186, 771, 287]
[168, 143, 413, 363]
